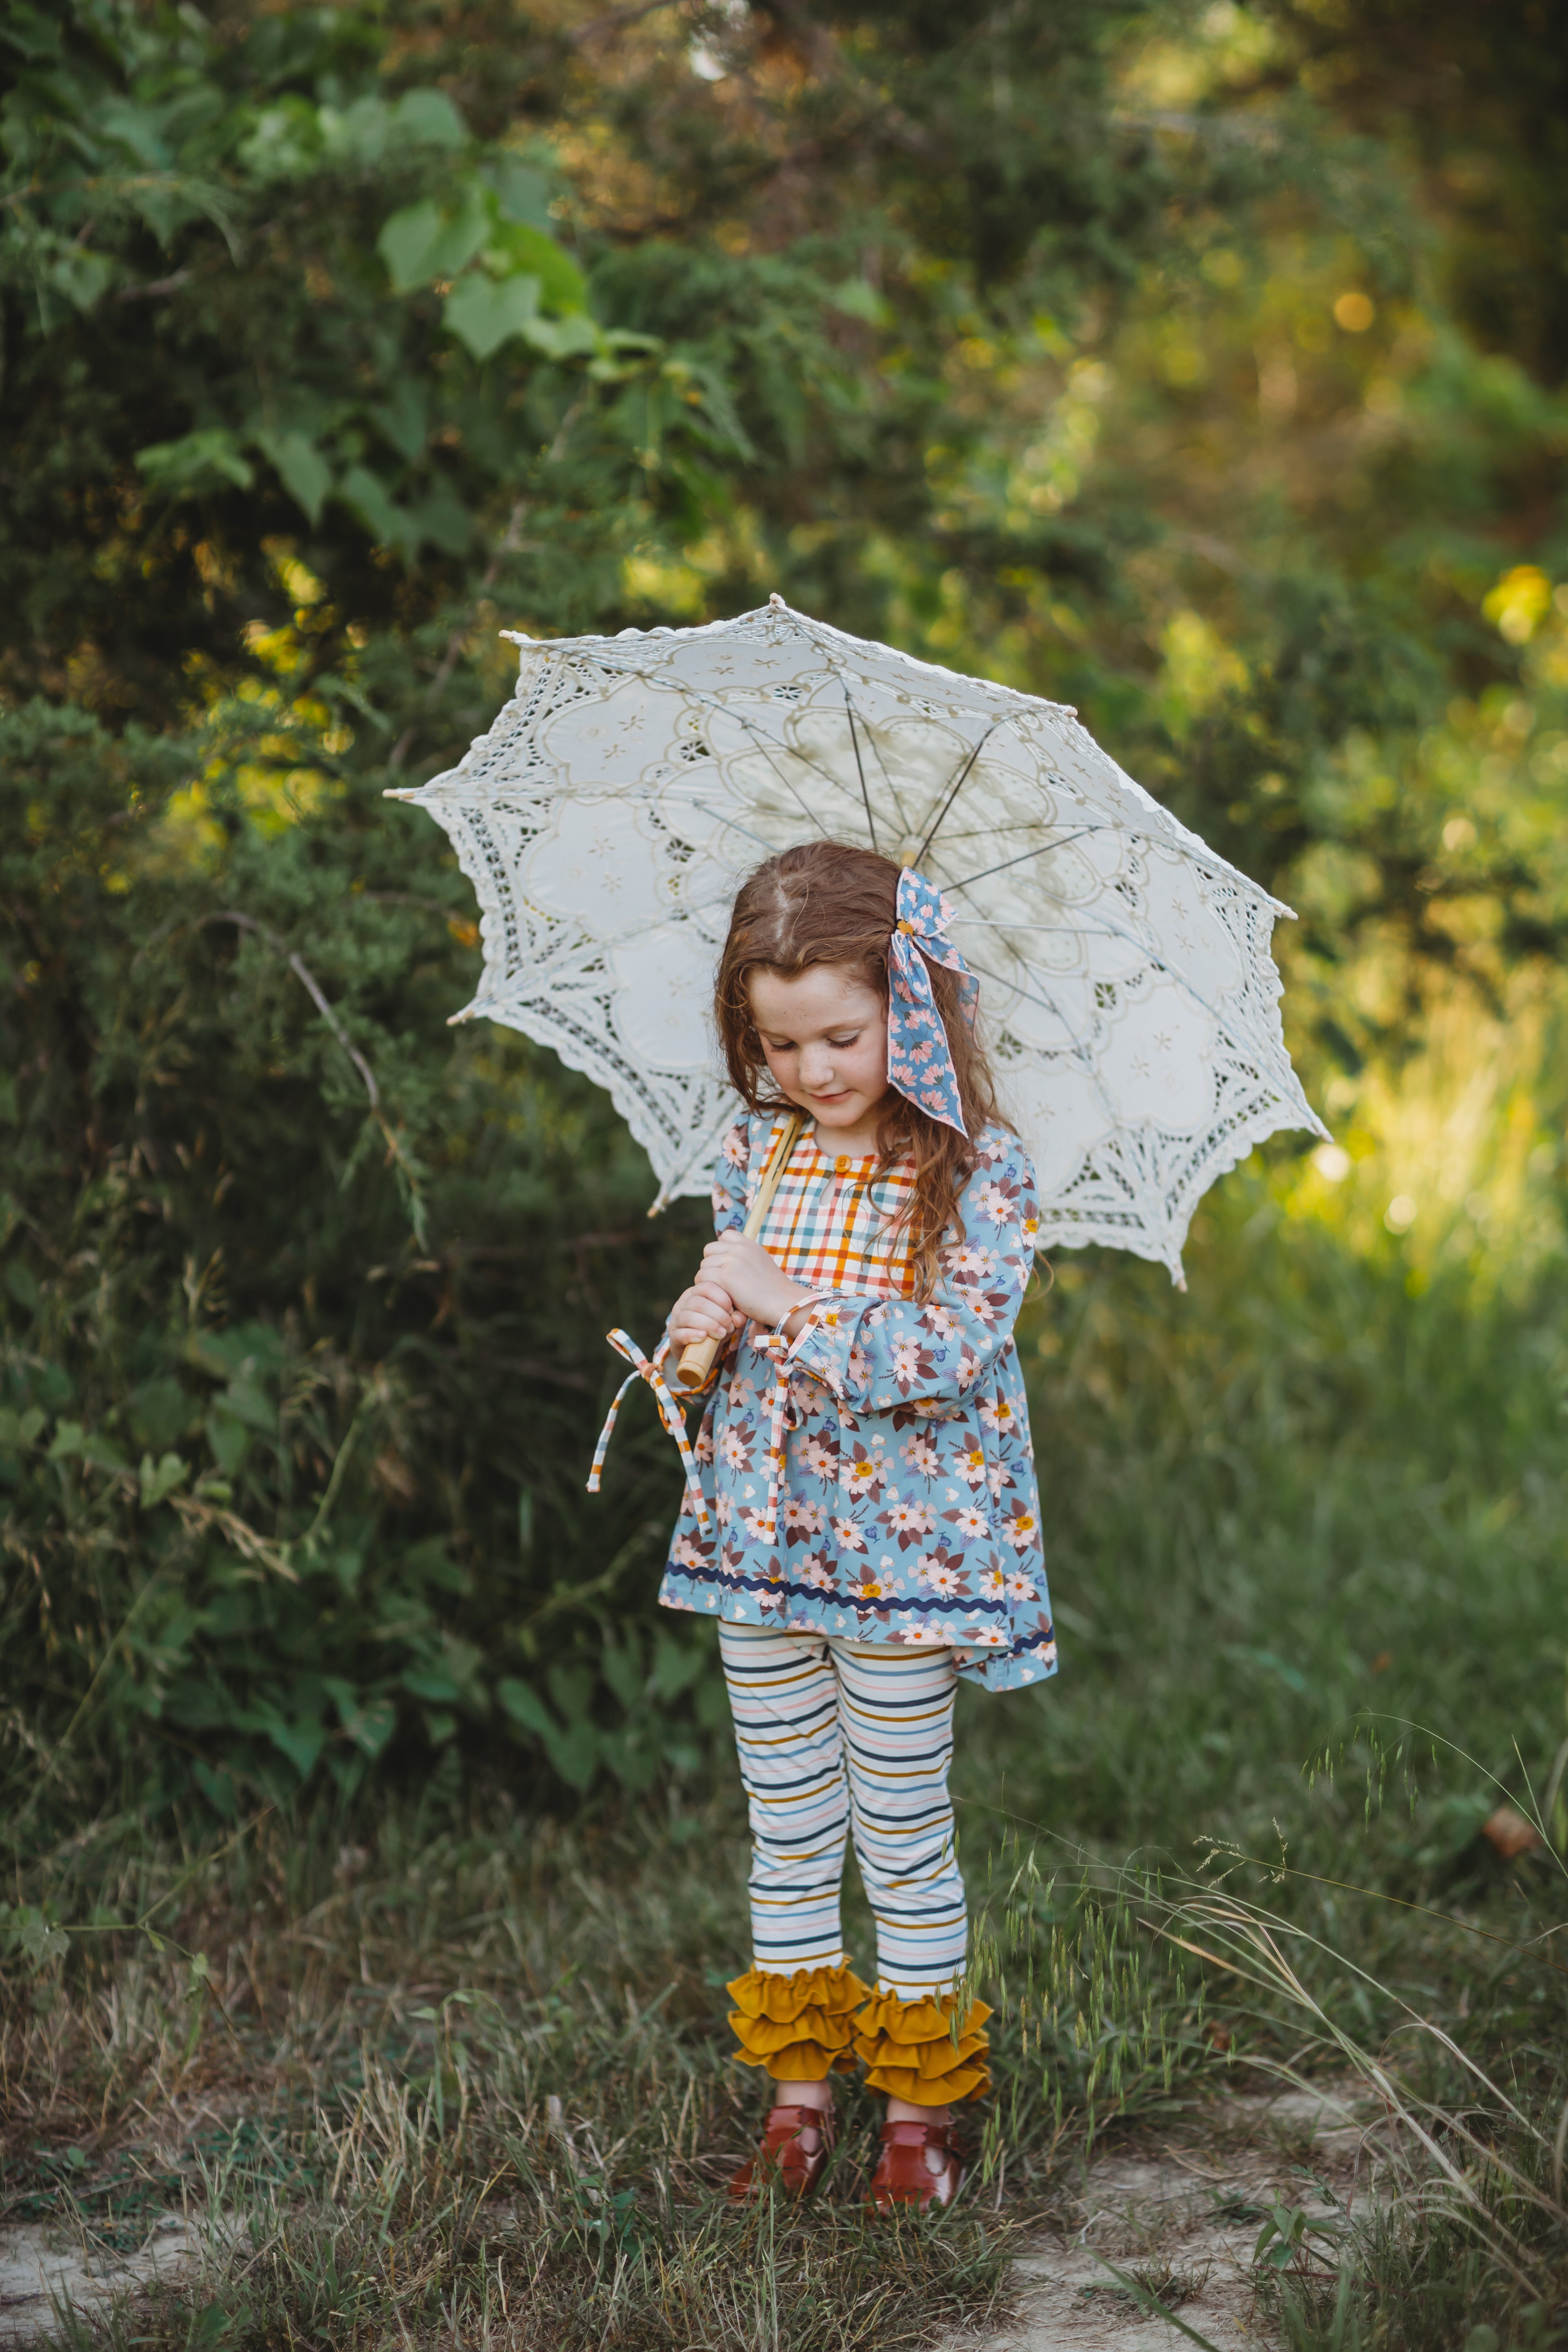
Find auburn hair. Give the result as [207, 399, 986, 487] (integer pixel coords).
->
[713, 840, 1004, 1298]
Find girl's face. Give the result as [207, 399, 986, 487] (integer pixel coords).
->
[748, 963, 889, 1140]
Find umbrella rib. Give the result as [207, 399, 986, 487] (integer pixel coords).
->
[783, 613, 922, 844]
[914, 815, 1111, 848]
[842, 694, 878, 853]
[955, 951, 1097, 1057]
[557, 651, 859, 832]
[679, 794, 808, 862]
[911, 723, 1002, 869]
[968, 903, 1284, 1079]
[946, 919, 1148, 941]
[959, 825, 1272, 899]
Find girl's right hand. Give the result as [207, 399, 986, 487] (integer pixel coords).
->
[666, 1278, 743, 1348]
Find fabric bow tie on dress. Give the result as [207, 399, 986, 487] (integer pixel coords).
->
[886, 868, 978, 1138]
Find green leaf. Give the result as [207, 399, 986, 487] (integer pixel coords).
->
[601, 1635, 643, 1710]
[47, 1421, 128, 1472]
[128, 1377, 192, 1452]
[192, 1760, 238, 1819]
[377, 199, 443, 293]
[485, 157, 553, 229]
[47, 249, 116, 314]
[443, 270, 541, 361]
[403, 1665, 461, 1702]
[650, 1635, 704, 1701]
[5, 1258, 40, 1310]
[19, 1913, 69, 1968]
[828, 278, 889, 326]
[377, 192, 489, 293]
[343, 1697, 397, 1759]
[205, 1405, 249, 1477]
[483, 220, 588, 313]
[337, 464, 419, 558]
[247, 1703, 325, 1779]
[222, 1378, 276, 1434]
[543, 1719, 599, 1792]
[95, 98, 173, 169]
[256, 428, 333, 525]
[136, 429, 255, 494]
[139, 1451, 189, 1510]
[237, 98, 323, 183]
[405, 482, 473, 558]
[520, 312, 602, 361]
[497, 1677, 552, 1736]
[369, 381, 428, 464]
[0, 1406, 45, 1451]
[390, 89, 468, 150]
[319, 94, 390, 165]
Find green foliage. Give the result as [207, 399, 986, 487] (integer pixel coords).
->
[0, 689, 737, 1831]
[3, 0, 1566, 1847]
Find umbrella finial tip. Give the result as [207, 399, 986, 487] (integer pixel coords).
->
[769, 592, 786, 610]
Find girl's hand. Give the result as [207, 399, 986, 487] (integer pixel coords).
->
[697, 1232, 814, 1331]
[666, 1278, 743, 1349]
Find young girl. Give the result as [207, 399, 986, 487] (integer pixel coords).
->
[599, 840, 1054, 2209]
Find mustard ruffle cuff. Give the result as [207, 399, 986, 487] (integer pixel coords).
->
[852, 1987, 993, 2103]
[726, 1961, 872, 2082]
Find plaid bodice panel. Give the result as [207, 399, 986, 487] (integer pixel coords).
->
[748, 1124, 917, 1304]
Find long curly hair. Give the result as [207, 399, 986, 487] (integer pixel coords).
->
[713, 840, 1004, 1297]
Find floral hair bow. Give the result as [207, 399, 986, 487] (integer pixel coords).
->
[886, 867, 978, 1137]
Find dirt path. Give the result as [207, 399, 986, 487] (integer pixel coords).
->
[0, 2086, 1385, 2348]
[962, 2086, 1386, 2351]
[0, 2216, 203, 2348]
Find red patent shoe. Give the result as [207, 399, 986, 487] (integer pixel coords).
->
[728, 2102, 837, 2200]
[868, 2118, 965, 2212]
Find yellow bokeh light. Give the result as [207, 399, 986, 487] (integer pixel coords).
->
[1333, 290, 1375, 332]
[1483, 564, 1553, 646]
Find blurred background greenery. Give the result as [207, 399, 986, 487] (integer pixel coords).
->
[5, 8, 1568, 2344]
[1, 0, 1564, 1854]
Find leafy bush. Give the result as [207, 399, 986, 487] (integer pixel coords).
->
[0, 694, 730, 1836]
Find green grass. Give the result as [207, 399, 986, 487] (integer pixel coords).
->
[5, 1167, 1568, 2347]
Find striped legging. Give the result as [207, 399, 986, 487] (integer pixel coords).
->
[718, 1623, 967, 2001]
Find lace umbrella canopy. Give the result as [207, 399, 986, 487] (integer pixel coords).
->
[388, 597, 1324, 1279]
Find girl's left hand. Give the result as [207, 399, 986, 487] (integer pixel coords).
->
[698, 1232, 813, 1330]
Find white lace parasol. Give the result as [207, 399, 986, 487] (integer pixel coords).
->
[388, 596, 1324, 1278]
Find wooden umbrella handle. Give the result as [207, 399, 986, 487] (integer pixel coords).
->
[668, 1112, 807, 1396]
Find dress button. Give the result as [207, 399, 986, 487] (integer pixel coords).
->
[835, 1156, 850, 1173]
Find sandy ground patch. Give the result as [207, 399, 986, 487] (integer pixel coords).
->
[0, 2084, 1390, 2348]
[0, 2215, 205, 2349]
[956, 2086, 1390, 2352]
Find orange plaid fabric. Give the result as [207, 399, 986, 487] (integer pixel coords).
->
[748, 1123, 916, 1303]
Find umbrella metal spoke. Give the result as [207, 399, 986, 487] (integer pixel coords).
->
[911, 723, 1002, 868]
[946, 919, 1151, 942]
[960, 824, 1280, 904]
[561, 650, 863, 834]
[915, 816, 1103, 848]
[786, 610, 924, 846]
[954, 951, 1099, 1057]
[842, 694, 878, 853]
[676, 794, 813, 864]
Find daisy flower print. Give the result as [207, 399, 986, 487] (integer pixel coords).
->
[655, 1113, 1056, 1694]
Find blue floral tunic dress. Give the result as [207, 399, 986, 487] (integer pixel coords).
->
[656, 1114, 1057, 1692]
